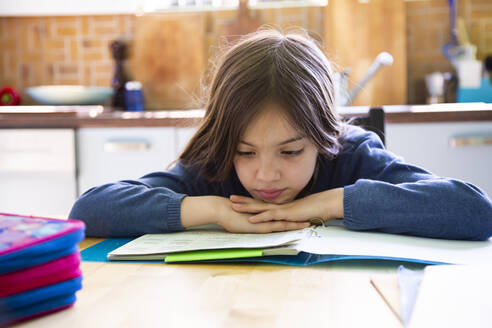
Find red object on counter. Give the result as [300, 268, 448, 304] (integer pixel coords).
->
[0, 86, 21, 105]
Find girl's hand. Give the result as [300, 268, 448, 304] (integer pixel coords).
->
[215, 196, 310, 233]
[230, 188, 344, 224]
[181, 196, 309, 233]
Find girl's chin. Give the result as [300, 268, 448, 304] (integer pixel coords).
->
[257, 195, 294, 204]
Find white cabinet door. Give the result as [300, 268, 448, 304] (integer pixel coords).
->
[0, 129, 76, 218]
[77, 127, 176, 195]
[386, 121, 492, 197]
[0, 0, 144, 16]
[175, 127, 198, 158]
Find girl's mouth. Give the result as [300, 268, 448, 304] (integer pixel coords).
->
[257, 189, 285, 201]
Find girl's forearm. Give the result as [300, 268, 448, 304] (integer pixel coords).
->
[319, 188, 344, 220]
[180, 196, 224, 228]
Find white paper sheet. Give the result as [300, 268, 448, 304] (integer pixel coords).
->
[409, 265, 492, 328]
[108, 228, 310, 256]
[108, 225, 492, 265]
[298, 226, 492, 265]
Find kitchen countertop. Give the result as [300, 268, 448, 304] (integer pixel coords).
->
[1, 103, 492, 128]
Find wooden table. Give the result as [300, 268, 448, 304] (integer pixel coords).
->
[15, 238, 424, 328]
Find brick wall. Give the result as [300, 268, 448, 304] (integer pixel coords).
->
[0, 16, 135, 103]
[0, 0, 490, 105]
[0, 8, 322, 105]
[406, 0, 492, 104]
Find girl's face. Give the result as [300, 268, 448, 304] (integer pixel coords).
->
[233, 103, 319, 204]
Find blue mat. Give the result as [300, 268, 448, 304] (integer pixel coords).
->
[81, 238, 132, 262]
[81, 238, 443, 266]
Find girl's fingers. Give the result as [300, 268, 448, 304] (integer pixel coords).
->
[231, 202, 274, 214]
[269, 221, 311, 232]
[256, 221, 310, 233]
[229, 195, 255, 203]
[248, 209, 290, 223]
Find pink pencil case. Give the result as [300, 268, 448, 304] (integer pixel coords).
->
[0, 213, 85, 275]
[0, 252, 82, 298]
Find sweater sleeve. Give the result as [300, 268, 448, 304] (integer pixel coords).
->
[68, 163, 213, 237]
[339, 128, 492, 240]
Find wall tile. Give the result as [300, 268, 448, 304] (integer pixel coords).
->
[56, 25, 77, 37]
[80, 16, 91, 36]
[0, 15, 133, 104]
[0, 7, 325, 105]
[0, 0, 487, 105]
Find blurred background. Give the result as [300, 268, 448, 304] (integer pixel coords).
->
[1, 0, 491, 218]
[1, 0, 490, 109]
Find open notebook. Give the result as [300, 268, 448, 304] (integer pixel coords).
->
[107, 225, 492, 265]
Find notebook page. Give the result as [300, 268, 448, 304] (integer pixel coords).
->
[298, 225, 492, 265]
[108, 228, 311, 256]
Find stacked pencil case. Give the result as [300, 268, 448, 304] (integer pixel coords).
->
[0, 213, 85, 326]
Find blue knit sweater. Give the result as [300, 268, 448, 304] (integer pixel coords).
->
[69, 125, 492, 240]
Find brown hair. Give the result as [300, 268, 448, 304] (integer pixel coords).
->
[179, 29, 342, 181]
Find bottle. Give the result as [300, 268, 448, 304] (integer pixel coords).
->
[110, 40, 128, 110]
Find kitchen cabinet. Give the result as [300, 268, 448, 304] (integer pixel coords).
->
[386, 121, 492, 197]
[0, 0, 324, 16]
[0, 129, 77, 218]
[76, 127, 179, 195]
[2, 105, 490, 219]
[0, 0, 145, 16]
[0, 125, 197, 217]
[176, 127, 198, 156]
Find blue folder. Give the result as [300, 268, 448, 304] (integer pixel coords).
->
[81, 238, 442, 266]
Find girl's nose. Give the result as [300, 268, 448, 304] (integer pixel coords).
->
[256, 159, 280, 182]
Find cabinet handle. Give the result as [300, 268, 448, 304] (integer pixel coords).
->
[449, 136, 492, 147]
[104, 141, 150, 152]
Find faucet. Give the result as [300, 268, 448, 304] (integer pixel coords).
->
[336, 52, 394, 106]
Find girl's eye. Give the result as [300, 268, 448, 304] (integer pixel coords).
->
[237, 149, 304, 157]
[282, 149, 304, 156]
[236, 151, 254, 156]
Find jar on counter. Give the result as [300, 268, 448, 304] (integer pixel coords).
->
[124, 81, 144, 111]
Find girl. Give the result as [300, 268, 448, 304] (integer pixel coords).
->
[70, 29, 492, 240]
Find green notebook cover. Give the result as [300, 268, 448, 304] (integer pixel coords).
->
[164, 248, 263, 263]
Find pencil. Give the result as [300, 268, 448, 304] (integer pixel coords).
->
[369, 278, 405, 327]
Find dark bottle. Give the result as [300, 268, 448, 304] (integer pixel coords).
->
[485, 55, 492, 84]
[110, 40, 128, 110]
